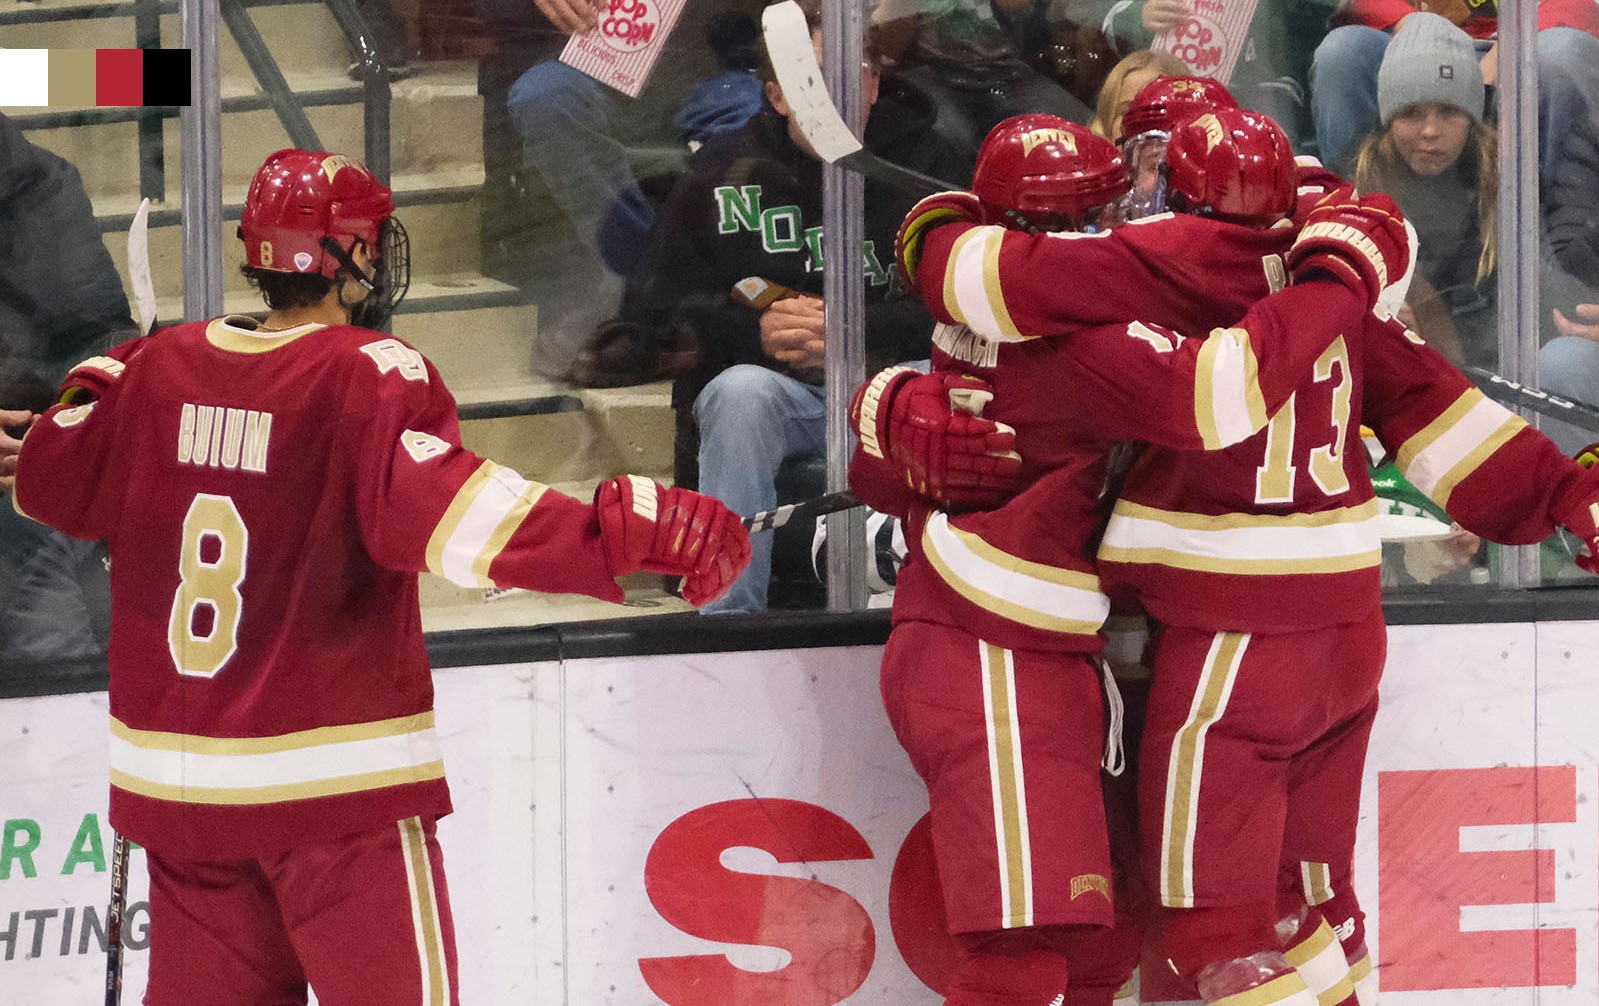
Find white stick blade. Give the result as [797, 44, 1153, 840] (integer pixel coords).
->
[128, 197, 157, 336]
[760, 0, 864, 164]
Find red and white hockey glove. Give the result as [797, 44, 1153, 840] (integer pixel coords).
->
[1286, 192, 1410, 311]
[1560, 445, 1599, 575]
[850, 366, 1022, 508]
[896, 190, 984, 290]
[596, 476, 752, 606]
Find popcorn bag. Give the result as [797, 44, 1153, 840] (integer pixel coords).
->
[1150, 0, 1261, 86]
[559, 0, 688, 98]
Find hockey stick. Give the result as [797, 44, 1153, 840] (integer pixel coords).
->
[102, 198, 157, 1006]
[743, 489, 863, 532]
[128, 198, 157, 337]
[1462, 365, 1599, 435]
[760, 0, 956, 198]
[103, 832, 129, 1006]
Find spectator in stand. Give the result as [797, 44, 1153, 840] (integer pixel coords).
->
[1087, 49, 1189, 139]
[471, 0, 766, 379]
[1311, 0, 1599, 178]
[618, 1, 948, 613]
[0, 112, 136, 666]
[1060, 0, 1334, 149]
[872, 0, 1094, 173]
[1351, 14, 1497, 368]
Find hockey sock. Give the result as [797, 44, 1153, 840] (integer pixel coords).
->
[945, 928, 1072, 1006]
[1345, 945, 1377, 1005]
[1199, 952, 1320, 1006]
[1277, 907, 1355, 1006]
[1160, 903, 1280, 986]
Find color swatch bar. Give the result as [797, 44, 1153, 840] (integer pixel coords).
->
[0, 49, 190, 107]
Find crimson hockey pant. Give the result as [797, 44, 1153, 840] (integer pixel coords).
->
[144, 816, 459, 1006]
[1138, 610, 1385, 985]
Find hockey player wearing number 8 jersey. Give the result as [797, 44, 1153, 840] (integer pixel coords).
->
[848, 112, 1413, 1006]
[878, 108, 1599, 1006]
[11, 149, 750, 1006]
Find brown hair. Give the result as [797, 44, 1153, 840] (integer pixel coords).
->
[1352, 116, 1498, 283]
[1090, 51, 1190, 140]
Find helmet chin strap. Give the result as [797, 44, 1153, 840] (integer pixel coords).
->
[319, 236, 383, 323]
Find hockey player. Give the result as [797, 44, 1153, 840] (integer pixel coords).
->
[848, 113, 1412, 1006]
[11, 149, 750, 1005]
[875, 110, 1599, 1006]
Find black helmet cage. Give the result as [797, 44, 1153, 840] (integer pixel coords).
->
[326, 216, 411, 330]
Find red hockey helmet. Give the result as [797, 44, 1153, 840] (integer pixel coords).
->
[238, 149, 411, 325]
[971, 114, 1129, 232]
[1163, 108, 1296, 227]
[1117, 75, 1238, 144]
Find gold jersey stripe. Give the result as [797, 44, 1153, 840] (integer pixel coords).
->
[111, 761, 446, 806]
[472, 480, 550, 586]
[1396, 389, 1527, 509]
[401, 817, 451, 1006]
[1195, 327, 1269, 451]
[427, 460, 498, 578]
[1212, 971, 1314, 1006]
[1097, 544, 1382, 576]
[205, 317, 325, 353]
[1300, 860, 1334, 905]
[923, 515, 1108, 635]
[982, 642, 1033, 927]
[110, 711, 436, 755]
[1111, 499, 1378, 531]
[1162, 631, 1249, 908]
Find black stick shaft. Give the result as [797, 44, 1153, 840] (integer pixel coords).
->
[742, 490, 863, 532]
[1463, 365, 1599, 435]
[104, 833, 129, 1006]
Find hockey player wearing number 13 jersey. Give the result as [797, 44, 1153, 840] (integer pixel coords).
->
[891, 112, 1599, 1006]
[12, 149, 749, 1006]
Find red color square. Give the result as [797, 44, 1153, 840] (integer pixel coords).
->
[95, 48, 143, 106]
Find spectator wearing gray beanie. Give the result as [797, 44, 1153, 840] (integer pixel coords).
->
[1376, 12, 1486, 126]
[1355, 10, 1499, 370]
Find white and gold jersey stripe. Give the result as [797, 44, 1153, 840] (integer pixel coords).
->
[425, 460, 551, 588]
[1099, 499, 1382, 576]
[1395, 387, 1527, 511]
[923, 511, 1110, 635]
[109, 712, 444, 805]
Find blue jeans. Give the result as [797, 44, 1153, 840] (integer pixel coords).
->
[1539, 335, 1599, 455]
[693, 365, 828, 613]
[1312, 25, 1599, 180]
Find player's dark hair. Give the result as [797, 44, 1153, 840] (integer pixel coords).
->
[239, 265, 335, 311]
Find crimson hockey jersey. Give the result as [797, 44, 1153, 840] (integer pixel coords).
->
[14, 317, 625, 856]
[909, 215, 1599, 635]
[854, 214, 1366, 652]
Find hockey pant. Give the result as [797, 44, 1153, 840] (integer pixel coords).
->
[1138, 610, 1385, 999]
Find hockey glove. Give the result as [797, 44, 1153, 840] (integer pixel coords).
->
[595, 476, 752, 606]
[1559, 445, 1599, 575]
[850, 366, 1022, 508]
[896, 190, 984, 291]
[1286, 192, 1409, 311]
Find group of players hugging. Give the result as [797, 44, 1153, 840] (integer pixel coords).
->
[11, 67, 1599, 1006]
[849, 77, 1599, 1006]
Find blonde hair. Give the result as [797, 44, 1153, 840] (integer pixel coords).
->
[1352, 116, 1498, 283]
[1091, 50, 1191, 140]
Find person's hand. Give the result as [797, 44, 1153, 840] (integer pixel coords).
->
[1479, 42, 1499, 86]
[0, 408, 32, 493]
[1141, 0, 1189, 32]
[594, 475, 752, 606]
[850, 367, 1022, 508]
[1553, 303, 1599, 341]
[1287, 192, 1411, 310]
[534, 0, 605, 35]
[759, 295, 827, 371]
[896, 190, 984, 290]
